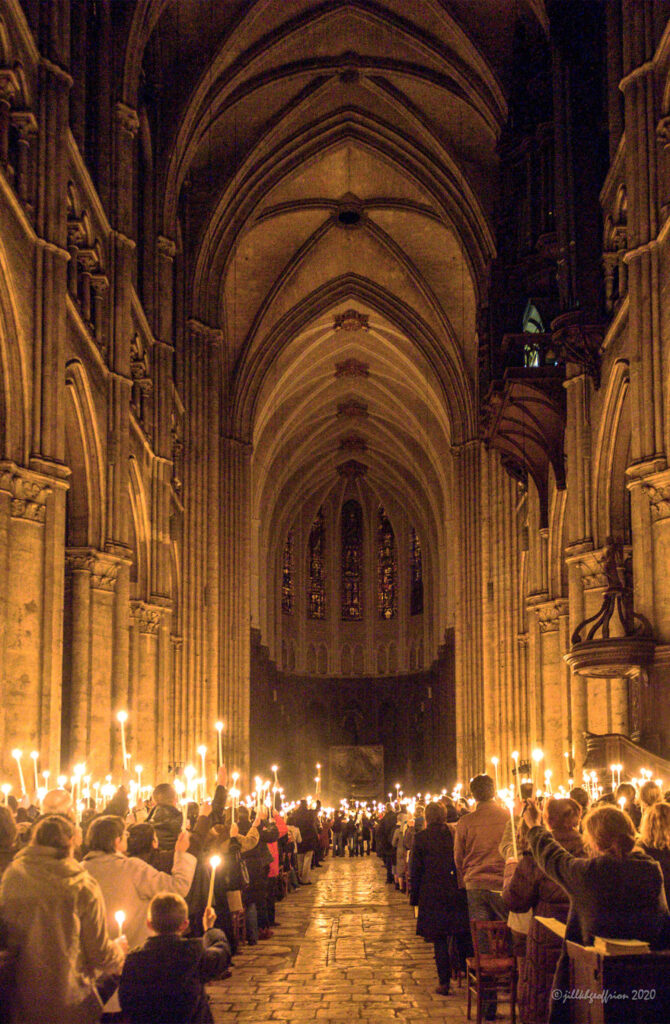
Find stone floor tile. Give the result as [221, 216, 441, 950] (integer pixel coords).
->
[209, 854, 502, 1023]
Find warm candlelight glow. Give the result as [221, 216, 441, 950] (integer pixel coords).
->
[207, 855, 221, 909]
[215, 722, 223, 732]
[114, 910, 125, 937]
[116, 711, 128, 724]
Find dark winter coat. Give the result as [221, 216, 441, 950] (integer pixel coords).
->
[527, 825, 670, 1024]
[290, 806, 319, 854]
[639, 842, 670, 901]
[119, 928, 230, 1024]
[377, 810, 398, 858]
[504, 827, 585, 1024]
[410, 822, 469, 940]
[149, 803, 184, 852]
[239, 819, 279, 903]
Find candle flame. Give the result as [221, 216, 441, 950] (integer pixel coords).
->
[11, 749, 22, 760]
[210, 855, 221, 869]
[114, 910, 125, 927]
[215, 721, 224, 732]
[117, 711, 128, 724]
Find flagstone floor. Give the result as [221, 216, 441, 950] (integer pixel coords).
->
[209, 853, 474, 1024]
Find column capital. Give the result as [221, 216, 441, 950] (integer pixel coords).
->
[130, 600, 162, 634]
[529, 597, 569, 633]
[0, 464, 53, 522]
[157, 235, 176, 261]
[114, 102, 139, 138]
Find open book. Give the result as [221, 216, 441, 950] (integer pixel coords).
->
[593, 937, 650, 956]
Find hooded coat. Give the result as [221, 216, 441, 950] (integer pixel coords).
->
[0, 844, 124, 1024]
[410, 822, 469, 940]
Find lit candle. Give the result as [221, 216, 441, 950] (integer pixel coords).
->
[29, 751, 39, 794]
[117, 711, 128, 766]
[272, 765, 278, 787]
[135, 764, 143, 791]
[232, 772, 239, 821]
[215, 722, 224, 768]
[114, 910, 125, 938]
[505, 797, 518, 859]
[491, 757, 499, 790]
[511, 751, 520, 798]
[11, 750, 26, 795]
[544, 770, 553, 795]
[198, 746, 207, 798]
[618, 796, 626, 810]
[532, 749, 544, 793]
[1, 784, 11, 804]
[207, 855, 221, 909]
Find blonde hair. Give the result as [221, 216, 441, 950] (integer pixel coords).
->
[640, 781, 663, 809]
[583, 806, 636, 859]
[148, 892, 188, 934]
[640, 802, 670, 851]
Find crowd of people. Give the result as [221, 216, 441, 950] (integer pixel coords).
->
[0, 766, 339, 1024]
[379, 774, 670, 1023]
[1, 767, 670, 1023]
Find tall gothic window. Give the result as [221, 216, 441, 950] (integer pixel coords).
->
[307, 507, 326, 619]
[341, 499, 363, 620]
[410, 526, 423, 615]
[281, 531, 294, 615]
[377, 506, 397, 619]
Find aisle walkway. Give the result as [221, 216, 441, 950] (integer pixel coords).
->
[208, 854, 471, 1023]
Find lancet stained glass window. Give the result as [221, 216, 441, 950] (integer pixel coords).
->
[377, 506, 397, 619]
[410, 526, 423, 615]
[308, 507, 326, 619]
[281, 530, 294, 615]
[341, 499, 363, 620]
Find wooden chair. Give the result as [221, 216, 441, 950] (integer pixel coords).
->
[466, 920, 517, 1024]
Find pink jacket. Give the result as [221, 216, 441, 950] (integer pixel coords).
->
[454, 800, 508, 890]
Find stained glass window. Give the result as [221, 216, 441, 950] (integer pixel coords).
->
[281, 531, 294, 615]
[377, 506, 397, 619]
[307, 507, 326, 619]
[341, 499, 363, 619]
[410, 526, 423, 615]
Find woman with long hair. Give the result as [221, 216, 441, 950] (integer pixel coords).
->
[523, 802, 670, 1023]
[504, 798, 585, 1024]
[639, 801, 670, 897]
[0, 815, 126, 1024]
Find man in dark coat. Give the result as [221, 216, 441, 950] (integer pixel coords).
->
[410, 801, 469, 995]
[148, 783, 184, 852]
[378, 803, 398, 883]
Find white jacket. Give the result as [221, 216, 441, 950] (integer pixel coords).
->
[0, 844, 125, 1024]
[81, 848, 196, 949]
[82, 847, 196, 1012]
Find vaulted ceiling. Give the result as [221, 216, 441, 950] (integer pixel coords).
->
[122, 0, 548, 647]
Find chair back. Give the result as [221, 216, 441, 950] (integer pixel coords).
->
[471, 919, 511, 960]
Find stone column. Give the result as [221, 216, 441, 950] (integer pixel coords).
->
[221, 437, 252, 780]
[451, 440, 484, 779]
[0, 467, 55, 774]
[130, 601, 161, 773]
[63, 551, 92, 762]
[533, 598, 570, 782]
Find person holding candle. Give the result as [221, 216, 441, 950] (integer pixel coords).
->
[82, 815, 196, 1017]
[0, 814, 127, 1024]
[119, 892, 231, 1024]
[522, 801, 670, 1023]
[147, 783, 185, 853]
[615, 781, 641, 827]
[503, 798, 584, 1024]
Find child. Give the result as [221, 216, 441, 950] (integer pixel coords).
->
[118, 893, 231, 1024]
